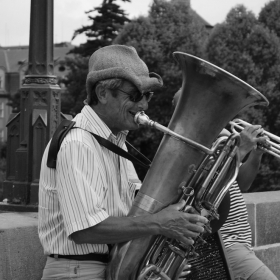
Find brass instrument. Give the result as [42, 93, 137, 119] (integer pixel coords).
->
[106, 52, 269, 280]
[230, 118, 280, 159]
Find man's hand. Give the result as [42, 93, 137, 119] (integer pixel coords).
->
[179, 264, 191, 279]
[239, 124, 268, 160]
[153, 200, 208, 246]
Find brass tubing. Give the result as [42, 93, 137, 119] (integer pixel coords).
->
[134, 111, 213, 155]
[229, 119, 280, 159]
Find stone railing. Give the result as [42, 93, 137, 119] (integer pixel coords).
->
[243, 191, 280, 278]
[0, 191, 279, 279]
[0, 212, 46, 280]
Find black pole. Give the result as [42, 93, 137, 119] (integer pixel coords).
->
[2, 0, 61, 208]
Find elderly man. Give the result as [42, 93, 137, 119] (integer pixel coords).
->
[38, 45, 208, 280]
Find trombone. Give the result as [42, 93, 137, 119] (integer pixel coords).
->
[229, 118, 280, 159]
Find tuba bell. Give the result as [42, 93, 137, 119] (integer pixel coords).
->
[106, 52, 268, 280]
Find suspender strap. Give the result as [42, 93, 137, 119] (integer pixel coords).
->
[47, 120, 151, 169]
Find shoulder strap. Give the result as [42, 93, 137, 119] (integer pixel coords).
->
[125, 140, 151, 166]
[47, 120, 76, 168]
[72, 127, 151, 168]
[47, 121, 151, 169]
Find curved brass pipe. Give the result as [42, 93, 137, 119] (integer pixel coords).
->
[229, 118, 280, 159]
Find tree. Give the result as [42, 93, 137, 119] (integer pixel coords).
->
[206, 5, 280, 192]
[71, 0, 131, 57]
[61, 0, 131, 115]
[259, 0, 280, 38]
[7, 91, 21, 113]
[60, 55, 89, 116]
[206, 6, 259, 83]
[245, 25, 280, 192]
[114, 0, 209, 179]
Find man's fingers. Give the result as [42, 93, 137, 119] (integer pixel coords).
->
[184, 205, 197, 214]
[246, 124, 261, 133]
[186, 213, 208, 225]
[183, 264, 192, 270]
[183, 227, 204, 238]
[257, 136, 269, 144]
[255, 128, 264, 138]
[170, 199, 186, 211]
[243, 125, 263, 138]
[179, 270, 191, 278]
[178, 236, 194, 246]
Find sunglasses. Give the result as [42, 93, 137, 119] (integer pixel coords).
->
[117, 88, 154, 103]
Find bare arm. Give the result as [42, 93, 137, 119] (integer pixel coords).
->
[71, 200, 208, 246]
[237, 149, 263, 192]
[237, 124, 267, 192]
[71, 215, 157, 244]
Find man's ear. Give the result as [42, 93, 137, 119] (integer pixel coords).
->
[95, 84, 108, 104]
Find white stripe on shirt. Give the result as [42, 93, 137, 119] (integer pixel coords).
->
[220, 182, 252, 249]
[38, 105, 139, 255]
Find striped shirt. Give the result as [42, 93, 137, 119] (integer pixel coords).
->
[38, 105, 139, 255]
[220, 181, 252, 249]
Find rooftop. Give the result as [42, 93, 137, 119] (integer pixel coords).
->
[0, 42, 74, 73]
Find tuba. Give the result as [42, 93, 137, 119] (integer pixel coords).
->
[106, 52, 268, 280]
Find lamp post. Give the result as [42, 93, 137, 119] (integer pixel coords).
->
[2, 0, 61, 208]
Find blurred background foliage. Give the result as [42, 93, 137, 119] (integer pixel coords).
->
[58, 0, 280, 192]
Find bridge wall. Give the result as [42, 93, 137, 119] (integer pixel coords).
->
[0, 191, 279, 279]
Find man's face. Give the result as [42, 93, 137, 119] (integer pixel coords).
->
[105, 81, 149, 135]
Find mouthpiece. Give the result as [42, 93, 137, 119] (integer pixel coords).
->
[134, 111, 155, 127]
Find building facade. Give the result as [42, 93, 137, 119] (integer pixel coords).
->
[0, 42, 73, 142]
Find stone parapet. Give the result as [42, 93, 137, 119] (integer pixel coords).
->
[0, 212, 46, 280]
[254, 243, 280, 279]
[0, 191, 279, 279]
[244, 191, 280, 279]
[243, 191, 280, 247]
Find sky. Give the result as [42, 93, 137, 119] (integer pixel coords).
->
[0, 0, 272, 47]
